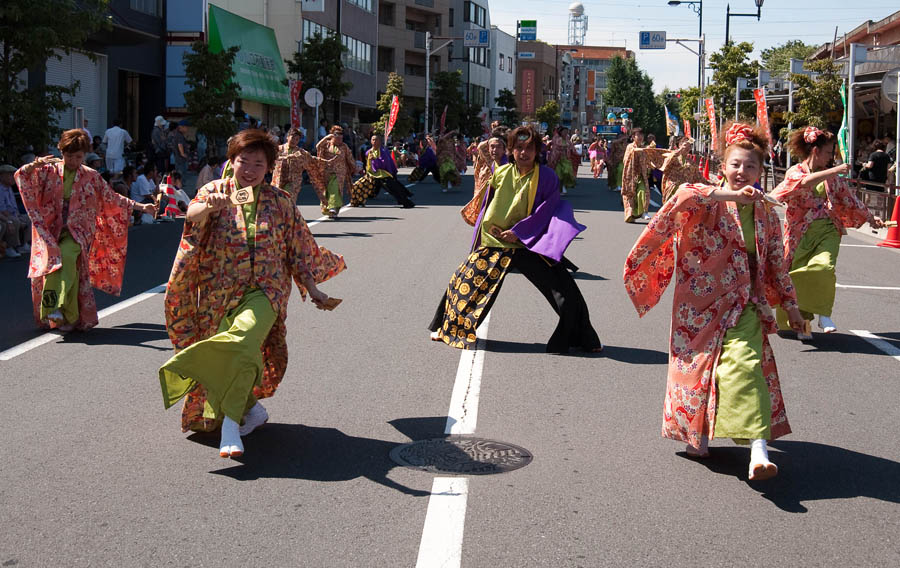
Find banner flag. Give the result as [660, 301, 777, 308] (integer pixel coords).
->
[683, 118, 692, 139]
[439, 105, 448, 133]
[384, 95, 400, 140]
[664, 105, 679, 136]
[753, 88, 773, 150]
[290, 80, 303, 129]
[837, 81, 850, 163]
[705, 98, 718, 149]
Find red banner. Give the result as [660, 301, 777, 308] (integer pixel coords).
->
[522, 69, 535, 115]
[384, 95, 400, 140]
[753, 88, 773, 149]
[439, 105, 448, 133]
[705, 98, 718, 149]
[290, 80, 303, 129]
[683, 118, 691, 139]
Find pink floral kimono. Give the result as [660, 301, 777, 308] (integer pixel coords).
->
[623, 184, 798, 448]
[15, 158, 136, 330]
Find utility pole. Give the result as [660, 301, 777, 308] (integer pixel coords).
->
[425, 32, 457, 134]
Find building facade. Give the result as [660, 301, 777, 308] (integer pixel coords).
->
[515, 41, 558, 121]
[556, 45, 630, 134]
[489, 26, 516, 121]
[448, 0, 492, 114]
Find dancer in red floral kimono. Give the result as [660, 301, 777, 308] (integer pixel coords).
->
[15, 129, 156, 331]
[159, 130, 346, 458]
[624, 122, 804, 481]
[771, 126, 883, 339]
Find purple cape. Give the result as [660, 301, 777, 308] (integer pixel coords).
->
[470, 164, 585, 262]
[370, 147, 398, 176]
[418, 147, 437, 170]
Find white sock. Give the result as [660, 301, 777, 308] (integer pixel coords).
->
[238, 402, 268, 436]
[750, 438, 770, 464]
[219, 416, 244, 457]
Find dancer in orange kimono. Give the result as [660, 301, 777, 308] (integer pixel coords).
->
[159, 130, 346, 458]
[461, 127, 508, 225]
[771, 126, 883, 338]
[624, 122, 804, 481]
[316, 125, 358, 218]
[621, 128, 668, 223]
[271, 128, 333, 203]
[606, 132, 628, 191]
[15, 129, 156, 331]
[660, 136, 706, 202]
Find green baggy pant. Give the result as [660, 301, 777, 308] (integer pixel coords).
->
[322, 174, 344, 214]
[776, 218, 841, 329]
[159, 289, 277, 424]
[41, 232, 81, 324]
[714, 303, 772, 441]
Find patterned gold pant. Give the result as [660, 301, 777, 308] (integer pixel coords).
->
[350, 175, 379, 206]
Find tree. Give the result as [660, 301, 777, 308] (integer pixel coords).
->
[760, 40, 817, 74]
[430, 70, 467, 132]
[183, 41, 240, 157]
[372, 72, 413, 140]
[0, 0, 110, 163]
[782, 58, 843, 136]
[677, 85, 706, 135]
[495, 88, 518, 127]
[605, 55, 664, 139]
[284, 32, 352, 123]
[706, 42, 760, 123]
[535, 100, 560, 134]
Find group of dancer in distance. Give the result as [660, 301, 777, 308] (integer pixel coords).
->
[12, 113, 882, 478]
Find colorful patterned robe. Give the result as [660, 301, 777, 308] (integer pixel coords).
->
[546, 135, 567, 169]
[164, 177, 346, 432]
[462, 139, 493, 225]
[605, 138, 627, 169]
[622, 145, 667, 220]
[623, 184, 798, 448]
[660, 153, 707, 202]
[771, 163, 870, 267]
[15, 158, 136, 330]
[271, 143, 334, 203]
[315, 138, 357, 196]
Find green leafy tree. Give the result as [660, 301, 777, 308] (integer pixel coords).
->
[284, 32, 352, 123]
[183, 41, 240, 157]
[782, 58, 843, 137]
[760, 40, 817, 74]
[535, 100, 560, 134]
[373, 72, 413, 140]
[430, 70, 467, 132]
[676, 85, 706, 135]
[461, 103, 486, 139]
[706, 41, 760, 123]
[495, 88, 518, 128]
[0, 0, 110, 163]
[605, 55, 664, 139]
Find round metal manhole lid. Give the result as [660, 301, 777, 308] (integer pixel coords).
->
[389, 436, 533, 475]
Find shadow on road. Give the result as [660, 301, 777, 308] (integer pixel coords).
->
[57, 323, 170, 350]
[798, 331, 900, 356]
[203, 418, 458, 497]
[571, 271, 608, 281]
[484, 339, 545, 354]
[679, 440, 900, 512]
[600, 344, 669, 364]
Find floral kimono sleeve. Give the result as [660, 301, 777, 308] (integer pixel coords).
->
[770, 165, 810, 203]
[287, 206, 347, 299]
[15, 160, 63, 277]
[89, 177, 134, 295]
[761, 204, 798, 311]
[623, 187, 702, 316]
[829, 176, 870, 229]
[643, 148, 669, 170]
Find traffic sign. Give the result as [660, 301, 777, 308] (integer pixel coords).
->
[519, 20, 537, 42]
[518, 52, 535, 60]
[304, 87, 324, 108]
[639, 31, 666, 50]
[464, 29, 490, 48]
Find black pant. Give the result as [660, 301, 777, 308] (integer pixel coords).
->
[378, 177, 415, 207]
[429, 248, 601, 354]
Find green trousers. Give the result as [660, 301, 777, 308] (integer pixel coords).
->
[714, 303, 772, 441]
[41, 232, 81, 324]
[634, 178, 648, 217]
[776, 218, 841, 329]
[159, 289, 277, 424]
[323, 175, 344, 213]
[613, 162, 624, 188]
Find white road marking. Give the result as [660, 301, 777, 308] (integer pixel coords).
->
[836, 284, 900, 291]
[415, 477, 469, 568]
[840, 244, 879, 248]
[416, 313, 491, 567]
[849, 330, 900, 363]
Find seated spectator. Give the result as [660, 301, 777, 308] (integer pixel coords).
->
[85, 152, 106, 175]
[169, 172, 190, 212]
[131, 163, 159, 225]
[0, 164, 31, 258]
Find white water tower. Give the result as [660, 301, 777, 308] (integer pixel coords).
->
[568, 2, 588, 46]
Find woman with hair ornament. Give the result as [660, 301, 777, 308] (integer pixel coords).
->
[158, 129, 346, 459]
[771, 126, 883, 338]
[624, 121, 804, 481]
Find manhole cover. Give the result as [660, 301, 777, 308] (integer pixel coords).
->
[389, 436, 533, 475]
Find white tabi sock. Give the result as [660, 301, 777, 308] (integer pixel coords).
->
[749, 438, 777, 480]
[219, 416, 244, 458]
[238, 402, 269, 436]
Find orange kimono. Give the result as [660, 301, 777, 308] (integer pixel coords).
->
[271, 144, 334, 203]
[660, 153, 707, 202]
[16, 158, 136, 330]
[621, 146, 667, 221]
[461, 139, 492, 225]
[623, 184, 798, 448]
[164, 177, 346, 432]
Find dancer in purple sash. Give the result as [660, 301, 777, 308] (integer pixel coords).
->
[428, 125, 602, 354]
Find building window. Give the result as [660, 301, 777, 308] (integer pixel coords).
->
[467, 47, 487, 67]
[342, 34, 374, 74]
[347, 0, 374, 12]
[379, 3, 395, 26]
[405, 63, 426, 77]
[507, 56, 513, 73]
[130, 0, 161, 16]
[468, 84, 487, 107]
[463, 2, 486, 28]
[499, 53, 504, 70]
[303, 19, 335, 43]
[449, 8, 454, 27]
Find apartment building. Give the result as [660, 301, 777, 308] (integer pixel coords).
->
[489, 26, 516, 120]
[448, 0, 492, 115]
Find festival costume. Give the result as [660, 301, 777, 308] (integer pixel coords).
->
[16, 159, 137, 330]
[428, 163, 601, 354]
[547, 135, 576, 189]
[461, 139, 507, 225]
[315, 137, 356, 214]
[606, 139, 627, 189]
[408, 146, 440, 184]
[660, 153, 707, 202]
[623, 184, 798, 448]
[770, 163, 870, 329]
[621, 145, 667, 222]
[436, 134, 461, 188]
[159, 176, 346, 432]
[589, 143, 606, 178]
[349, 146, 414, 208]
[271, 143, 333, 203]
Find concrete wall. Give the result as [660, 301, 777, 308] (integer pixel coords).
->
[490, 26, 516, 115]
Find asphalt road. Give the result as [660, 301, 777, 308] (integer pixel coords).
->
[1, 168, 899, 567]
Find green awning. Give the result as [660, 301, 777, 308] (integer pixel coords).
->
[208, 5, 290, 107]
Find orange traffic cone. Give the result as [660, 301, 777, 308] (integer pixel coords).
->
[702, 156, 710, 181]
[877, 195, 900, 249]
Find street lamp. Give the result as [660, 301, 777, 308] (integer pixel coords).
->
[725, 0, 764, 45]
[667, 1, 702, 90]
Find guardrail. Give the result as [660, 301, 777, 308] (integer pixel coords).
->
[769, 166, 897, 221]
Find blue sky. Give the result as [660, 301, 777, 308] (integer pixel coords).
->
[490, 1, 899, 93]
